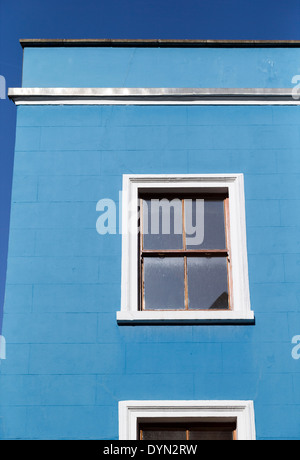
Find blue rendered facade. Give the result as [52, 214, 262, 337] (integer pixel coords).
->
[0, 44, 300, 439]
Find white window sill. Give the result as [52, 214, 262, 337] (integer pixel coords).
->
[117, 310, 255, 325]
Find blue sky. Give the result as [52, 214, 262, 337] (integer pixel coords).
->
[0, 0, 300, 325]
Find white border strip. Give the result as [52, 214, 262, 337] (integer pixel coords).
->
[8, 87, 300, 105]
[119, 400, 256, 440]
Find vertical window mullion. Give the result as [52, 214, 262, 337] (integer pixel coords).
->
[184, 257, 188, 310]
[182, 199, 189, 310]
[182, 199, 186, 251]
[140, 198, 144, 311]
[141, 258, 145, 311]
[224, 197, 233, 311]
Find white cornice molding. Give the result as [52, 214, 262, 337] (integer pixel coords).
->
[19, 38, 300, 48]
[8, 87, 300, 105]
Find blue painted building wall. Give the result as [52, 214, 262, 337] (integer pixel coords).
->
[0, 46, 300, 440]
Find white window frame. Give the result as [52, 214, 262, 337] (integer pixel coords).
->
[119, 400, 256, 440]
[117, 174, 254, 324]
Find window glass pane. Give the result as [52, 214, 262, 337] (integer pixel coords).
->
[142, 430, 186, 440]
[144, 257, 185, 310]
[140, 423, 235, 441]
[142, 198, 183, 250]
[185, 199, 226, 250]
[189, 430, 234, 441]
[187, 257, 229, 309]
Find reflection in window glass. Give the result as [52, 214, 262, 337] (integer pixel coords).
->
[142, 198, 183, 250]
[189, 430, 234, 440]
[187, 257, 229, 309]
[139, 193, 230, 311]
[144, 257, 185, 310]
[142, 429, 186, 440]
[139, 422, 236, 441]
[186, 199, 226, 250]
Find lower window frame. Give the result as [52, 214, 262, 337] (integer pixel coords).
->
[119, 400, 256, 441]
